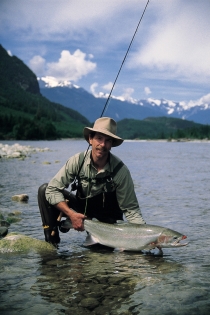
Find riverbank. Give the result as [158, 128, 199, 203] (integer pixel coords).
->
[0, 143, 50, 158]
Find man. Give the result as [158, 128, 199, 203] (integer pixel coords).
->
[38, 117, 145, 246]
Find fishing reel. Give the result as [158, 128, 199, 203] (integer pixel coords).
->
[59, 219, 71, 233]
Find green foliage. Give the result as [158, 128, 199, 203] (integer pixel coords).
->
[117, 117, 210, 140]
[0, 44, 90, 140]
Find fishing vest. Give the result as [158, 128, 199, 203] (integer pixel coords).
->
[75, 151, 124, 222]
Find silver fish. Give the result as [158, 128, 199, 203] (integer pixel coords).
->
[59, 218, 188, 251]
[83, 219, 188, 251]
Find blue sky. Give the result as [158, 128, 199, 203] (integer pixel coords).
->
[1, 0, 210, 105]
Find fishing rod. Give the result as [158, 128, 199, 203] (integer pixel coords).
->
[53, 0, 151, 234]
[100, 0, 150, 117]
[73, 0, 150, 182]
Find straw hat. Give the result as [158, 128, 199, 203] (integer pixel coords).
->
[83, 117, 124, 147]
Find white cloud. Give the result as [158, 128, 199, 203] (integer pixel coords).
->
[200, 93, 210, 104]
[102, 82, 113, 91]
[29, 55, 46, 76]
[29, 49, 96, 82]
[90, 82, 98, 95]
[121, 88, 134, 101]
[144, 87, 151, 95]
[47, 50, 96, 82]
[1, 0, 210, 102]
[128, 0, 210, 83]
[39, 76, 60, 87]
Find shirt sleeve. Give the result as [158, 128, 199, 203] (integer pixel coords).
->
[115, 164, 146, 224]
[45, 154, 79, 205]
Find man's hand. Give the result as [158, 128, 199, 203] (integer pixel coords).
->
[69, 211, 86, 231]
[54, 201, 86, 231]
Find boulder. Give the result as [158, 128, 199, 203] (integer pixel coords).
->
[12, 194, 29, 202]
[0, 233, 56, 253]
[0, 226, 8, 238]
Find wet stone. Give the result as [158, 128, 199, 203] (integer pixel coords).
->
[80, 297, 100, 309]
[0, 226, 8, 238]
[6, 216, 21, 224]
[65, 306, 92, 315]
[108, 276, 127, 285]
[0, 233, 56, 253]
[94, 305, 112, 315]
[11, 194, 29, 202]
[0, 219, 10, 227]
[84, 289, 104, 299]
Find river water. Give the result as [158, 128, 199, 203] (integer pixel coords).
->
[0, 139, 210, 315]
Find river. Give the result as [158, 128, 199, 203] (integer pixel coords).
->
[0, 139, 210, 315]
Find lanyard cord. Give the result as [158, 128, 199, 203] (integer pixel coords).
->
[72, 0, 150, 191]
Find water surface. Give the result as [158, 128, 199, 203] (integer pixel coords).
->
[0, 140, 210, 314]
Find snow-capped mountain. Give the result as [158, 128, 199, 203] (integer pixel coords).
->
[39, 78, 210, 124]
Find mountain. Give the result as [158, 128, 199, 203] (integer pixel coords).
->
[0, 44, 90, 140]
[40, 81, 210, 124]
[1, 43, 209, 141]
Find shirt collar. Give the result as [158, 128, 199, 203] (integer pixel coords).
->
[86, 150, 112, 173]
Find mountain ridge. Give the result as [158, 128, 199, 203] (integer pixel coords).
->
[1, 43, 210, 140]
[39, 80, 210, 124]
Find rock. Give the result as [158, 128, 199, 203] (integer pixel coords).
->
[0, 143, 50, 159]
[12, 194, 29, 202]
[42, 161, 51, 164]
[0, 226, 8, 238]
[0, 219, 10, 227]
[80, 297, 100, 310]
[6, 216, 21, 224]
[0, 233, 56, 253]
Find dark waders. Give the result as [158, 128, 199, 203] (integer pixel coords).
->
[38, 182, 123, 246]
[38, 183, 61, 245]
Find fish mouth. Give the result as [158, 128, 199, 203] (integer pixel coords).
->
[154, 234, 189, 248]
[172, 235, 188, 247]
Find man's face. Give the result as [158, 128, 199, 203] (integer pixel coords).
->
[89, 132, 113, 160]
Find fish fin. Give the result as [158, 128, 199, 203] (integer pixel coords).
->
[83, 234, 99, 247]
[114, 247, 125, 252]
[116, 220, 127, 225]
[92, 218, 99, 222]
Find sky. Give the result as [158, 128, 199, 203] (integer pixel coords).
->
[1, 0, 210, 106]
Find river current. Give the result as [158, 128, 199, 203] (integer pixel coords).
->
[0, 139, 210, 315]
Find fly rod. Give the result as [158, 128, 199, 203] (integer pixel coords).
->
[53, 0, 151, 234]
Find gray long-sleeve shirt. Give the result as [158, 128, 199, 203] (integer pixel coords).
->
[46, 150, 145, 224]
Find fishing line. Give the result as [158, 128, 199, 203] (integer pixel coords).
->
[100, 0, 150, 117]
[72, 0, 150, 190]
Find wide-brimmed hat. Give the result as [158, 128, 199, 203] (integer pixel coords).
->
[83, 117, 124, 147]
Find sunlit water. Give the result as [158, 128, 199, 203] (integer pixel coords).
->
[0, 139, 210, 315]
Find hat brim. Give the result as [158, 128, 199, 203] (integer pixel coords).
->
[83, 127, 124, 147]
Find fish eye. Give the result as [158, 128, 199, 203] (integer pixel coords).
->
[173, 236, 178, 239]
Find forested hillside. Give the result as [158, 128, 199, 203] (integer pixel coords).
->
[117, 117, 210, 140]
[0, 44, 90, 140]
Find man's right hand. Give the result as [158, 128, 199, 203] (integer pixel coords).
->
[69, 211, 86, 231]
[55, 201, 86, 231]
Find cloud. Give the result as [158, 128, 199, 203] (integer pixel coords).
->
[144, 87, 151, 96]
[39, 76, 61, 88]
[121, 88, 134, 101]
[1, 0, 210, 102]
[200, 93, 210, 104]
[90, 82, 98, 95]
[29, 55, 46, 76]
[102, 82, 113, 91]
[29, 49, 96, 82]
[128, 0, 210, 83]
